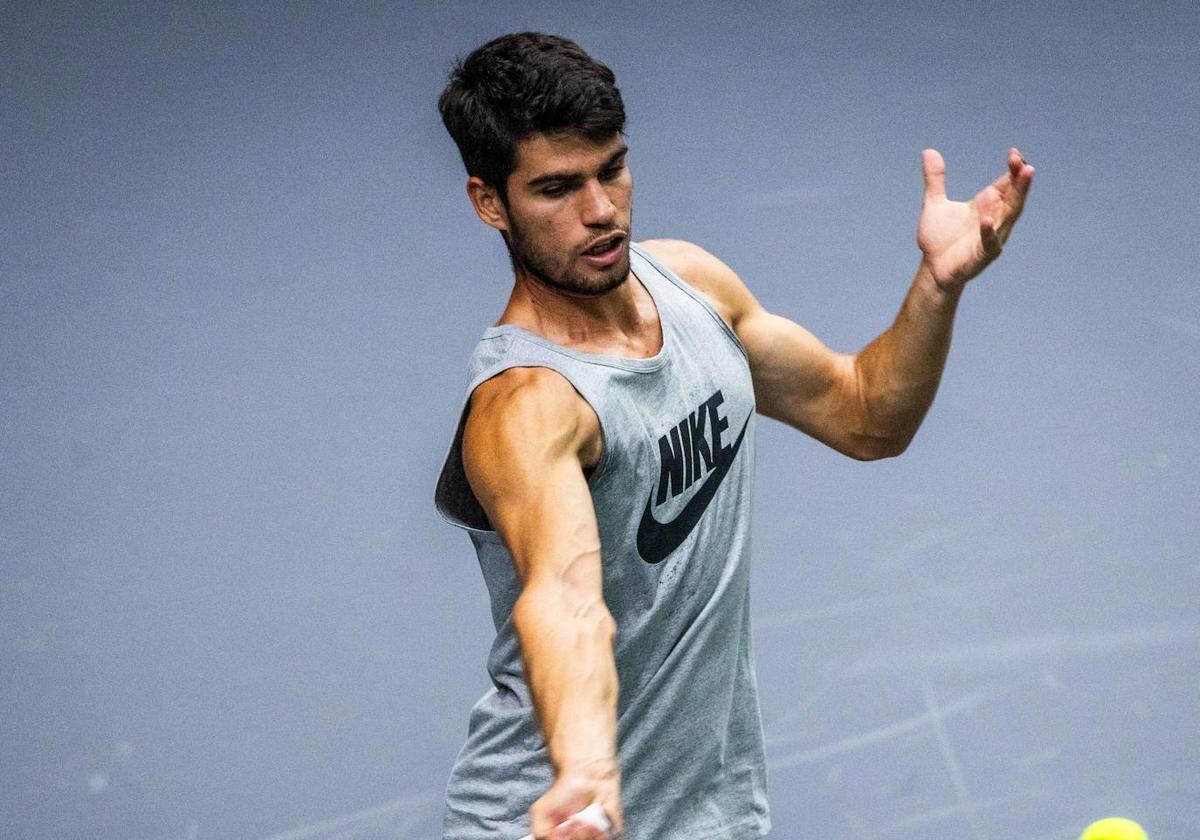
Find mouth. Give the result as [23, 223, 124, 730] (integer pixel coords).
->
[580, 232, 628, 267]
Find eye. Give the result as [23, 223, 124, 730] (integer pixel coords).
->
[600, 163, 625, 181]
[542, 184, 569, 197]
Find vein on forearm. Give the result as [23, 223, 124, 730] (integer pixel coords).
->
[513, 571, 618, 774]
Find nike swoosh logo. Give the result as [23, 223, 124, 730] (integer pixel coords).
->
[636, 413, 751, 564]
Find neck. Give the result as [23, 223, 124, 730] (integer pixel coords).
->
[497, 264, 658, 352]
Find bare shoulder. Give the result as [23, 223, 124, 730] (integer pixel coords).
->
[462, 367, 606, 582]
[466, 366, 603, 471]
[637, 238, 760, 328]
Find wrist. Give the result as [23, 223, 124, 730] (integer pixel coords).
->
[916, 259, 966, 306]
[555, 755, 620, 782]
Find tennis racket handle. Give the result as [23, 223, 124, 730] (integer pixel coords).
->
[517, 802, 611, 840]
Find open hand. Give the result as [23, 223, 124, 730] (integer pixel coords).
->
[917, 147, 1034, 292]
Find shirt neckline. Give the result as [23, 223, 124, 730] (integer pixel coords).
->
[480, 247, 670, 372]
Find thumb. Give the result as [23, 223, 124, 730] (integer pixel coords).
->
[531, 785, 592, 837]
[980, 215, 1003, 259]
[922, 148, 946, 202]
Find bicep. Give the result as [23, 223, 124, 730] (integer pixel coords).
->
[735, 306, 866, 456]
[461, 369, 605, 595]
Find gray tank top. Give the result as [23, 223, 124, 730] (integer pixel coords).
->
[434, 242, 771, 840]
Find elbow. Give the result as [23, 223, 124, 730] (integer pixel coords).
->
[846, 433, 911, 461]
[873, 439, 910, 460]
[844, 361, 915, 461]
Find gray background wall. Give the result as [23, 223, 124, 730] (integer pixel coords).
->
[3, 2, 1197, 838]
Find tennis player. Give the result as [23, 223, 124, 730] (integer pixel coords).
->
[433, 31, 1032, 840]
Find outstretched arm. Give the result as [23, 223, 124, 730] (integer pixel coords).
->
[643, 147, 1033, 460]
[847, 147, 1035, 453]
[463, 367, 621, 839]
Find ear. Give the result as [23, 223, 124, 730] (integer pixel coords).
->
[466, 176, 510, 233]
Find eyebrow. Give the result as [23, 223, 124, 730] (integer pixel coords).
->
[525, 145, 629, 190]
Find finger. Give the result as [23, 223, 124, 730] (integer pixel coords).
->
[545, 802, 611, 840]
[1007, 147, 1035, 202]
[574, 803, 612, 838]
[1000, 161, 1035, 227]
[530, 807, 570, 838]
[981, 215, 1003, 256]
[1008, 147, 1025, 176]
[921, 148, 946, 201]
[547, 819, 584, 840]
[993, 148, 1033, 187]
[1015, 160, 1035, 202]
[987, 169, 1013, 199]
[549, 822, 600, 840]
[988, 168, 1034, 232]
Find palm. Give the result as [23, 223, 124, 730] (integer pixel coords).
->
[917, 148, 1034, 290]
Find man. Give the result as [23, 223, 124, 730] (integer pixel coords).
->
[433, 32, 1032, 840]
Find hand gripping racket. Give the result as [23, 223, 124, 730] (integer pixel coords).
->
[517, 802, 612, 840]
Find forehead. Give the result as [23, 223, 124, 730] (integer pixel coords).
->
[511, 132, 625, 181]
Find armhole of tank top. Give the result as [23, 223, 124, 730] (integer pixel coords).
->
[436, 357, 614, 535]
[433, 388, 492, 534]
[632, 243, 751, 363]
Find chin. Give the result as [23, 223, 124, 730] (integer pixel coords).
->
[587, 253, 631, 295]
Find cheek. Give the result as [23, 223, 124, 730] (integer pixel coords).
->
[513, 206, 564, 243]
[543, 211, 581, 244]
[518, 214, 575, 261]
[613, 180, 633, 213]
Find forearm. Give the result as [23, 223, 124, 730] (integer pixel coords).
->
[513, 583, 620, 779]
[854, 259, 963, 453]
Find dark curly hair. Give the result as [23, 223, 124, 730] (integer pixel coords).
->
[438, 32, 626, 201]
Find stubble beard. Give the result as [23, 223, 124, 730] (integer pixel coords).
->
[503, 212, 633, 298]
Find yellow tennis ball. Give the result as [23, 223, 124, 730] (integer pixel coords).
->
[1079, 817, 1148, 840]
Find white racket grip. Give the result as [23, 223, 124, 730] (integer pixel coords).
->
[517, 802, 612, 840]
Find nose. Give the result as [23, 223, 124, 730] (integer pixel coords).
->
[579, 178, 616, 226]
